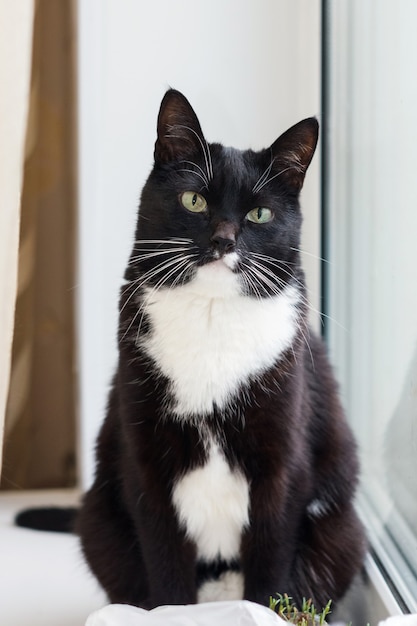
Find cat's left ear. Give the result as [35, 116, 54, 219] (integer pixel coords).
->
[154, 89, 206, 163]
[270, 118, 319, 191]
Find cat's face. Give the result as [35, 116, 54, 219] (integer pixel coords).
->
[130, 90, 318, 299]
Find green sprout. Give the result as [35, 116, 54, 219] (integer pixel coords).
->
[269, 593, 332, 626]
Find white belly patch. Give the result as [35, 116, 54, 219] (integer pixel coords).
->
[197, 571, 244, 603]
[141, 262, 300, 417]
[172, 443, 250, 562]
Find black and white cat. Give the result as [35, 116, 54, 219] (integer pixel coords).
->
[76, 89, 366, 610]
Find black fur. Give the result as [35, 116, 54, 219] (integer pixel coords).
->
[76, 90, 366, 609]
[16, 507, 77, 533]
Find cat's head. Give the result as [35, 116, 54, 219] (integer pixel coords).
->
[130, 89, 318, 299]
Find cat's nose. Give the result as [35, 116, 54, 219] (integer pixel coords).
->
[210, 221, 237, 254]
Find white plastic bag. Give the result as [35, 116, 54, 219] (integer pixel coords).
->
[86, 600, 285, 626]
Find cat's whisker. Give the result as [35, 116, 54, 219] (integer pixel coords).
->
[135, 247, 194, 271]
[239, 265, 263, 301]
[178, 169, 209, 189]
[248, 256, 321, 322]
[290, 246, 330, 264]
[248, 259, 314, 365]
[121, 307, 143, 349]
[120, 278, 145, 307]
[252, 152, 275, 194]
[246, 257, 287, 290]
[180, 160, 210, 188]
[251, 255, 294, 283]
[249, 253, 343, 328]
[250, 251, 296, 269]
[243, 260, 319, 357]
[250, 259, 325, 325]
[242, 261, 278, 299]
[295, 318, 315, 371]
[167, 124, 213, 183]
[240, 259, 282, 300]
[121, 265, 163, 302]
[246, 263, 283, 298]
[129, 247, 195, 265]
[170, 257, 197, 289]
[306, 306, 348, 332]
[134, 254, 194, 292]
[143, 254, 194, 283]
[122, 255, 196, 342]
[134, 238, 194, 246]
[204, 138, 213, 180]
[249, 252, 306, 290]
[148, 258, 198, 326]
[121, 253, 192, 311]
[252, 166, 295, 193]
[134, 255, 196, 342]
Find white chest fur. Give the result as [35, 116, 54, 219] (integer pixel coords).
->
[172, 442, 250, 562]
[141, 261, 300, 417]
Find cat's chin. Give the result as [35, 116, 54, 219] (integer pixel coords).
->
[192, 258, 240, 298]
[218, 251, 239, 270]
[205, 259, 233, 272]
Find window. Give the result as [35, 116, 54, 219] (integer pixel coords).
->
[324, 0, 417, 613]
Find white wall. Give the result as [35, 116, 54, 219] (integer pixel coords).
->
[77, 0, 321, 487]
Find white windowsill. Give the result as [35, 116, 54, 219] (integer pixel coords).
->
[0, 488, 106, 626]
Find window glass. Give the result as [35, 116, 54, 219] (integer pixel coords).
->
[325, 0, 417, 611]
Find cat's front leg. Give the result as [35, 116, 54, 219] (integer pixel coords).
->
[239, 468, 306, 607]
[125, 476, 198, 608]
[241, 513, 295, 607]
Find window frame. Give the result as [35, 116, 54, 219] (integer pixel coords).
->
[321, 0, 417, 616]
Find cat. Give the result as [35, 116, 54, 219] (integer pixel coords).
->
[75, 89, 366, 610]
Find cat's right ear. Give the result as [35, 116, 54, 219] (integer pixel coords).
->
[270, 117, 319, 191]
[154, 89, 206, 163]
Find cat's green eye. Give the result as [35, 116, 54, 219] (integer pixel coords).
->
[180, 191, 207, 213]
[246, 207, 273, 224]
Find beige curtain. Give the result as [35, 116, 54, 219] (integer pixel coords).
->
[0, 1, 35, 478]
[1, 0, 77, 489]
